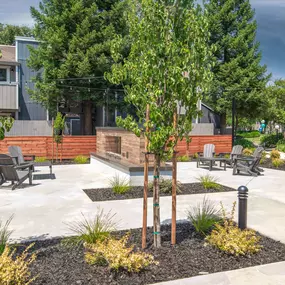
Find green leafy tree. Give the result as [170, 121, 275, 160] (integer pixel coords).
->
[53, 112, 65, 161]
[107, 0, 213, 247]
[0, 117, 14, 140]
[0, 24, 33, 45]
[264, 80, 285, 126]
[28, 0, 128, 134]
[203, 0, 270, 133]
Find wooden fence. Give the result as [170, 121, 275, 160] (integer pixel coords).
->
[177, 135, 232, 156]
[0, 135, 230, 160]
[0, 136, 96, 160]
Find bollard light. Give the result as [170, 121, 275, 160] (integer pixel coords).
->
[238, 185, 248, 230]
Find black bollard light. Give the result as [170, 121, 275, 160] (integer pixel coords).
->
[238, 186, 248, 230]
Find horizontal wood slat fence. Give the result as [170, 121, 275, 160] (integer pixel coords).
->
[0, 136, 96, 160]
[177, 135, 232, 156]
[0, 135, 231, 160]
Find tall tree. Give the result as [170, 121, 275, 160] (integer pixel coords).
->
[0, 24, 33, 45]
[108, 0, 213, 247]
[203, 0, 270, 133]
[28, 0, 128, 134]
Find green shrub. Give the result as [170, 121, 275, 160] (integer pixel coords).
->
[197, 174, 221, 191]
[206, 202, 262, 256]
[148, 177, 182, 194]
[187, 197, 221, 236]
[0, 244, 37, 284]
[234, 138, 254, 149]
[223, 153, 230, 159]
[238, 131, 260, 138]
[272, 158, 284, 168]
[177, 155, 190, 162]
[65, 209, 117, 245]
[192, 153, 199, 159]
[85, 233, 158, 272]
[243, 148, 254, 156]
[277, 139, 285, 153]
[74, 155, 89, 164]
[260, 133, 283, 147]
[260, 151, 267, 164]
[109, 174, 131, 194]
[0, 215, 13, 255]
[270, 149, 280, 160]
[34, 157, 47, 163]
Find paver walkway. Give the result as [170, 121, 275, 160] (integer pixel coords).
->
[0, 161, 285, 243]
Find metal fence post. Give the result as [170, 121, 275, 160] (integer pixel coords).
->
[238, 185, 248, 230]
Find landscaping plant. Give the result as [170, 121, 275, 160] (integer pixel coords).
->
[0, 117, 14, 140]
[192, 153, 199, 159]
[109, 174, 131, 194]
[197, 174, 221, 191]
[260, 133, 283, 147]
[0, 243, 37, 284]
[187, 197, 221, 236]
[85, 233, 158, 272]
[74, 155, 89, 164]
[260, 151, 267, 165]
[53, 112, 65, 162]
[243, 148, 254, 156]
[277, 139, 285, 153]
[177, 155, 190, 162]
[234, 138, 254, 149]
[237, 131, 260, 138]
[272, 158, 284, 168]
[66, 209, 117, 245]
[34, 157, 48, 163]
[206, 202, 262, 256]
[0, 215, 13, 255]
[148, 178, 182, 194]
[270, 149, 281, 160]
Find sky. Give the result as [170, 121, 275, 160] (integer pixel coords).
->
[0, 0, 284, 79]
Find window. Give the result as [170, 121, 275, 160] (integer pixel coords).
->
[0, 68, 7, 82]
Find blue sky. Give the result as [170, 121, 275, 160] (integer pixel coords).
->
[1, 0, 284, 79]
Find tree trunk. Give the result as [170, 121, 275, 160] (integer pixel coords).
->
[220, 113, 227, 134]
[83, 100, 93, 135]
[153, 154, 161, 248]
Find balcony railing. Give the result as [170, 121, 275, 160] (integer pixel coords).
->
[0, 83, 18, 110]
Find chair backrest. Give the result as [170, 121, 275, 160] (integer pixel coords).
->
[253, 147, 264, 158]
[232, 145, 243, 156]
[0, 155, 19, 181]
[203, 144, 215, 158]
[8, 146, 25, 165]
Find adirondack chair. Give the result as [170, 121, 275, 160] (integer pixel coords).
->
[219, 145, 243, 167]
[197, 144, 216, 170]
[233, 147, 264, 177]
[0, 154, 33, 190]
[8, 146, 35, 169]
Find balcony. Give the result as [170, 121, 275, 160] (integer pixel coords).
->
[0, 84, 18, 111]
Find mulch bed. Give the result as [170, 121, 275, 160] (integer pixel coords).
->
[18, 223, 285, 285]
[83, 183, 235, 202]
[261, 158, 285, 171]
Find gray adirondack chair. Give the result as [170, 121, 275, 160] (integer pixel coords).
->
[0, 154, 33, 190]
[8, 146, 35, 169]
[220, 145, 243, 167]
[197, 144, 216, 170]
[233, 147, 264, 177]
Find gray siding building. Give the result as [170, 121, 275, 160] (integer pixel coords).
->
[16, 37, 47, 120]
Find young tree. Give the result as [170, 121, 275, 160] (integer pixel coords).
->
[28, 0, 128, 134]
[0, 117, 14, 140]
[0, 24, 33, 45]
[107, 0, 213, 247]
[53, 112, 65, 162]
[203, 0, 270, 133]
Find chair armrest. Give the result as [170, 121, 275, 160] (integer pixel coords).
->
[14, 163, 33, 170]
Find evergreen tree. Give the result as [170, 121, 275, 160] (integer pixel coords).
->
[203, 0, 270, 133]
[28, 0, 128, 134]
[0, 24, 33, 45]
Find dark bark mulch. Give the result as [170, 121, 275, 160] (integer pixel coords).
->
[261, 158, 285, 171]
[83, 183, 235, 202]
[18, 223, 285, 285]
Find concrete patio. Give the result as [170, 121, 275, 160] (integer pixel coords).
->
[1, 161, 285, 284]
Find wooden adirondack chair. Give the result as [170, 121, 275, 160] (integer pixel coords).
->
[8, 146, 35, 167]
[0, 154, 33, 190]
[233, 147, 264, 177]
[197, 144, 216, 170]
